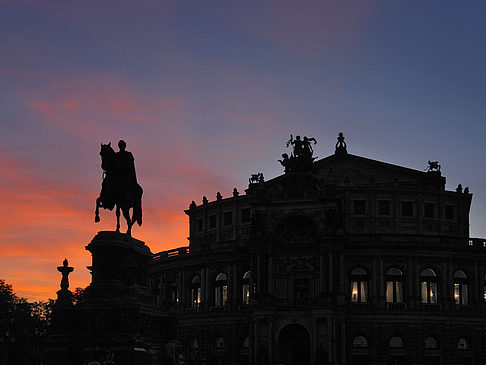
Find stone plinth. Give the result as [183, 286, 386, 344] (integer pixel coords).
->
[85, 231, 153, 298]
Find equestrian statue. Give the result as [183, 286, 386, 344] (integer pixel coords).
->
[95, 140, 143, 236]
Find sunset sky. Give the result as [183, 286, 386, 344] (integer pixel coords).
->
[1, 1, 486, 301]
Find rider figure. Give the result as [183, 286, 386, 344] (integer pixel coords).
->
[116, 140, 138, 201]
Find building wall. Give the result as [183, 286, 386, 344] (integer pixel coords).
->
[147, 152, 483, 365]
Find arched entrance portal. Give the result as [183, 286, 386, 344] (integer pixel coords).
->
[278, 323, 311, 365]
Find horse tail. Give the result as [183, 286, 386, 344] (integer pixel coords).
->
[133, 184, 143, 226]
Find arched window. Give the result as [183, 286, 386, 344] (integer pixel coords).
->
[385, 267, 404, 303]
[350, 267, 368, 303]
[215, 273, 228, 306]
[242, 271, 251, 305]
[454, 270, 468, 305]
[389, 336, 404, 348]
[424, 337, 438, 349]
[214, 336, 225, 349]
[457, 338, 470, 350]
[168, 281, 178, 303]
[420, 268, 438, 304]
[190, 275, 201, 308]
[352, 336, 368, 348]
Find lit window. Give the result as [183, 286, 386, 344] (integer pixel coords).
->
[215, 273, 228, 306]
[454, 270, 468, 305]
[190, 275, 201, 308]
[242, 271, 251, 305]
[214, 337, 225, 349]
[350, 267, 368, 303]
[170, 282, 179, 303]
[385, 267, 404, 303]
[352, 336, 368, 348]
[420, 268, 438, 304]
[389, 336, 404, 348]
[457, 338, 470, 350]
[424, 337, 438, 349]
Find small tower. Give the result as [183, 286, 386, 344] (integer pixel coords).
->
[56, 258, 74, 304]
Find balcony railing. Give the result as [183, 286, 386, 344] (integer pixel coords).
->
[351, 302, 369, 310]
[153, 246, 189, 261]
[386, 303, 407, 311]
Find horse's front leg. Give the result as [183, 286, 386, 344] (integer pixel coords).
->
[95, 197, 101, 223]
[115, 204, 121, 233]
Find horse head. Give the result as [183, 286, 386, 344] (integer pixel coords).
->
[100, 142, 116, 172]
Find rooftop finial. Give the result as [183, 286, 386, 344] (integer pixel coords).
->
[335, 132, 347, 154]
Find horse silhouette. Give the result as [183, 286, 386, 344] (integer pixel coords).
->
[95, 142, 143, 236]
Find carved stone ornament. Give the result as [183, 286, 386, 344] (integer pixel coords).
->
[284, 256, 317, 272]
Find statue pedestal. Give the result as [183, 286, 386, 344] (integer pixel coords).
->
[44, 231, 174, 365]
[85, 231, 152, 298]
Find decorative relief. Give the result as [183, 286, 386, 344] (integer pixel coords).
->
[276, 256, 318, 273]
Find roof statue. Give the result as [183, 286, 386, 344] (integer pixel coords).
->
[335, 132, 347, 154]
[249, 173, 264, 184]
[279, 134, 317, 173]
[426, 160, 441, 173]
[94, 140, 143, 236]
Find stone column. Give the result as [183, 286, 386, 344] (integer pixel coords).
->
[233, 264, 238, 304]
[328, 253, 333, 292]
[257, 256, 262, 294]
[268, 257, 274, 295]
[201, 267, 206, 303]
[319, 254, 325, 295]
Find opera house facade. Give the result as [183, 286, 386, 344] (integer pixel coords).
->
[46, 134, 486, 365]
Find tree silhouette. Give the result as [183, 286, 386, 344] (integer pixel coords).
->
[0, 279, 53, 364]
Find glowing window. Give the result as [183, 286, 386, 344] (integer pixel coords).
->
[420, 268, 438, 304]
[242, 271, 251, 304]
[215, 273, 228, 306]
[214, 337, 225, 349]
[424, 337, 438, 349]
[352, 336, 368, 348]
[386, 267, 404, 303]
[190, 275, 201, 308]
[350, 267, 368, 303]
[454, 270, 468, 305]
[457, 338, 470, 350]
[389, 336, 404, 348]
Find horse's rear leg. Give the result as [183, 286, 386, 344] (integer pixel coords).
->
[122, 208, 132, 236]
[115, 205, 121, 233]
